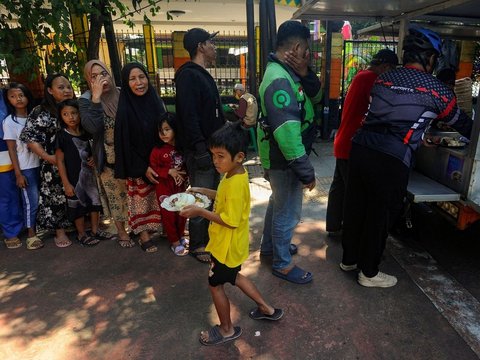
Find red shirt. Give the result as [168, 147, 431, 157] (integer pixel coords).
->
[149, 143, 187, 196]
[334, 69, 378, 159]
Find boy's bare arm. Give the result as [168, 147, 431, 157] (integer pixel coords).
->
[179, 205, 234, 229]
[188, 187, 217, 200]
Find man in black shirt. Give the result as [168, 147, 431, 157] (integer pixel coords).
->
[175, 28, 225, 263]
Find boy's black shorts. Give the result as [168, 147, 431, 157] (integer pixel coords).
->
[208, 256, 241, 287]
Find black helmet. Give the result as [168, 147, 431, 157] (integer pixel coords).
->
[403, 27, 442, 55]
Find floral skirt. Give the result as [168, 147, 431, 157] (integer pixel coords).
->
[37, 161, 71, 231]
[127, 177, 161, 234]
[99, 167, 128, 222]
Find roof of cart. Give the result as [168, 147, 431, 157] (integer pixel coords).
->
[293, 0, 480, 22]
[293, 0, 480, 39]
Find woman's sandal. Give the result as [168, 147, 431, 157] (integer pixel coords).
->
[139, 239, 157, 253]
[117, 237, 135, 248]
[54, 236, 72, 248]
[4, 237, 22, 249]
[26, 236, 44, 250]
[76, 234, 100, 247]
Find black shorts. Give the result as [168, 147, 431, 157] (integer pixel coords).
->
[208, 256, 241, 287]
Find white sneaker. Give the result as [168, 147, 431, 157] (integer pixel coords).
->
[339, 263, 357, 271]
[358, 271, 397, 288]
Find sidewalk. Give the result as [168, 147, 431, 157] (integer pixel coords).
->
[0, 141, 477, 360]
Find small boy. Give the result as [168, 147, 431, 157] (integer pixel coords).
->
[180, 122, 283, 346]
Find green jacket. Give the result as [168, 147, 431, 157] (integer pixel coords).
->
[257, 54, 322, 184]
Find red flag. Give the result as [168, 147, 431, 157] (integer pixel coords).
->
[341, 21, 352, 40]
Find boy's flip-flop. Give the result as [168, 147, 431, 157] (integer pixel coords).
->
[199, 325, 242, 346]
[260, 243, 298, 257]
[249, 308, 284, 321]
[272, 265, 313, 284]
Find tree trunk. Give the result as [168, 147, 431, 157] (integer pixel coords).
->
[87, 11, 103, 60]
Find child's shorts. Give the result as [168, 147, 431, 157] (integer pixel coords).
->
[208, 256, 241, 287]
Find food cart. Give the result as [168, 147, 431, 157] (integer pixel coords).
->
[293, 0, 480, 229]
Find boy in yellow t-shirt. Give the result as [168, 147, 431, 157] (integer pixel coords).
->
[180, 122, 283, 346]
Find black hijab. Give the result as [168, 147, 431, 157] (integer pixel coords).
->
[114, 62, 166, 179]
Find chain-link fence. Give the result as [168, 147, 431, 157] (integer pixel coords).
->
[99, 30, 250, 98]
[341, 40, 398, 99]
[97, 29, 324, 99]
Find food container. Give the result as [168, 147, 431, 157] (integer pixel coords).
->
[424, 128, 467, 148]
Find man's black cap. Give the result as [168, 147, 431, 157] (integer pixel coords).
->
[370, 49, 399, 66]
[183, 28, 219, 54]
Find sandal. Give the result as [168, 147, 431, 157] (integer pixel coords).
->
[171, 244, 189, 256]
[117, 237, 135, 248]
[199, 325, 242, 346]
[139, 239, 157, 253]
[76, 234, 100, 247]
[89, 230, 114, 241]
[54, 236, 72, 248]
[4, 237, 22, 249]
[180, 237, 189, 248]
[26, 236, 44, 250]
[249, 307, 284, 321]
[272, 265, 313, 284]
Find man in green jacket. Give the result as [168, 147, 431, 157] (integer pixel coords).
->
[258, 20, 322, 284]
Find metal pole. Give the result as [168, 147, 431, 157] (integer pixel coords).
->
[266, 0, 277, 52]
[323, 20, 332, 139]
[246, 0, 257, 96]
[340, 39, 348, 120]
[259, 0, 269, 77]
[102, 9, 122, 86]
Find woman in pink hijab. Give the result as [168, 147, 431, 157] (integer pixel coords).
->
[79, 60, 133, 247]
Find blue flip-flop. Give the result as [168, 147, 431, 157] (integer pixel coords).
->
[199, 325, 242, 346]
[249, 307, 284, 321]
[272, 265, 313, 284]
[260, 243, 298, 257]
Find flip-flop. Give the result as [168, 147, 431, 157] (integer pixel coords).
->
[76, 234, 100, 247]
[189, 250, 210, 263]
[249, 308, 284, 321]
[4, 237, 22, 249]
[117, 237, 135, 248]
[54, 236, 72, 248]
[26, 236, 44, 250]
[171, 244, 189, 256]
[260, 243, 298, 257]
[139, 239, 157, 253]
[180, 237, 189, 248]
[199, 325, 242, 346]
[272, 265, 313, 284]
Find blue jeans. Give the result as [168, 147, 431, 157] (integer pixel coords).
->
[260, 168, 303, 270]
[0, 170, 23, 238]
[20, 167, 40, 229]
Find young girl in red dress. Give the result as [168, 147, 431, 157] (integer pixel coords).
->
[149, 112, 189, 256]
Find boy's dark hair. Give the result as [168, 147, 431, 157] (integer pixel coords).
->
[208, 121, 249, 158]
[276, 20, 310, 50]
[57, 99, 80, 128]
[3, 82, 34, 121]
[156, 112, 178, 146]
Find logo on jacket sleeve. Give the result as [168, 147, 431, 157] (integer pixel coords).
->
[273, 90, 291, 109]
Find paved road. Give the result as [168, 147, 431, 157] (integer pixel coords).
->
[1, 140, 479, 359]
